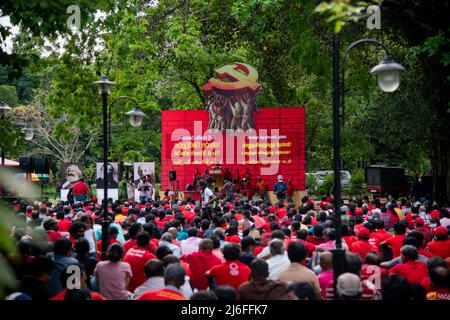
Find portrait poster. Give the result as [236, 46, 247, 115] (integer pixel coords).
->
[133, 162, 155, 201]
[96, 162, 119, 189]
[60, 162, 82, 201]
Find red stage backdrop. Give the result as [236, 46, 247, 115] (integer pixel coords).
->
[160, 107, 305, 192]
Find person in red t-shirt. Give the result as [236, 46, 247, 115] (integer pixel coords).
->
[181, 239, 221, 290]
[350, 227, 377, 260]
[295, 230, 316, 257]
[123, 223, 143, 253]
[96, 226, 120, 260]
[306, 225, 326, 246]
[381, 222, 407, 258]
[373, 220, 392, 243]
[43, 218, 63, 242]
[124, 232, 156, 292]
[225, 226, 241, 244]
[342, 224, 357, 249]
[56, 211, 72, 232]
[426, 266, 450, 300]
[206, 243, 251, 291]
[72, 178, 90, 202]
[389, 245, 428, 285]
[136, 263, 187, 300]
[426, 226, 450, 259]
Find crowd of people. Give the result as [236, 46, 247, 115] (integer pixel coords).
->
[2, 185, 450, 301]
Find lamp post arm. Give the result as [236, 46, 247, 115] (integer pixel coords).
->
[340, 39, 391, 123]
[107, 96, 141, 151]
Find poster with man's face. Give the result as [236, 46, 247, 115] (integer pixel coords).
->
[133, 162, 155, 187]
[96, 162, 119, 189]
[133, 162, 155, 201]
[61, 163, 83, 190]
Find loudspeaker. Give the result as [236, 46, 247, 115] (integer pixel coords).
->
[34, 157, 49, 174]
[19, 157, 34, 173]
[169, 170, 177, 181]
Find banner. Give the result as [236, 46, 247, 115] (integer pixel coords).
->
[133, 162, 156, 201]
[96, 162, 119, 189]
[95, 162, 119, 202]
[60, 162, 82, 201]
[160, 62, 305, 192]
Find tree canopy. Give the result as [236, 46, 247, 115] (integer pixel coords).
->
[0, 0, 448, 198]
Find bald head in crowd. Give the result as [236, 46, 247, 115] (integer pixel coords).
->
[320, 251, 333, 271]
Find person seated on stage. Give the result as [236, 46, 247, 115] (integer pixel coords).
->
[287, 180, 295, 203]
[202, 168, 210, 182]
[193, 168, 201, 190]
[224, 168, 232, 183]
[212, 163, 224, 188]
[243, 168, 252, 186]
[163, 190, 171, 201]
[256, 177, 269, 203]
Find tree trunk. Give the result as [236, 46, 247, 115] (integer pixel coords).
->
[429, 135, 450, 201]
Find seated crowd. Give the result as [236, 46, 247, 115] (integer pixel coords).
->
[3, 192, 450, 300]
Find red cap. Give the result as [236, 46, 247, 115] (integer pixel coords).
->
[414, 217, 425, 226]
[357, 227, 371, 239]
[354, 208, 363, 215]
[430, 210, 441, 219]
[433, 226, 448, 237]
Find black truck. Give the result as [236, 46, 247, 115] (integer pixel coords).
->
[365, 166, 410, 197]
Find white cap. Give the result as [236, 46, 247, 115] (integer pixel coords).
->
[337, 273, 362, 297]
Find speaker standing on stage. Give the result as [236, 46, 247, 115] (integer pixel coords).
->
[274, 175, 287, 201]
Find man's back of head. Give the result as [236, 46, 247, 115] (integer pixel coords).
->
[144, 259, 165, 279]
[164, 263, 186, 288]
[250, 258, 269, 281]
[269, 239, 285, 257]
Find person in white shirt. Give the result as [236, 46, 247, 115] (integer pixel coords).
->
[257, 230, 287, 259]
[198, 179, 217, 209]
[180, 227, 202, 255]
[266, 239, 290, 280]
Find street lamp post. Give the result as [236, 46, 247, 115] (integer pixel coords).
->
[331, 35, 405, 297]
[93, 76, 146, 260]
[0, 102, 12, 167]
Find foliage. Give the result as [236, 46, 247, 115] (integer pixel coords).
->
[0, 84, 18, 106]
[305, 173, 317, 193]
[316, 173, 334, 196]
[349, 169, 365, 195]
[0, 168, 38, 298]
[315, 0, 380, 32]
